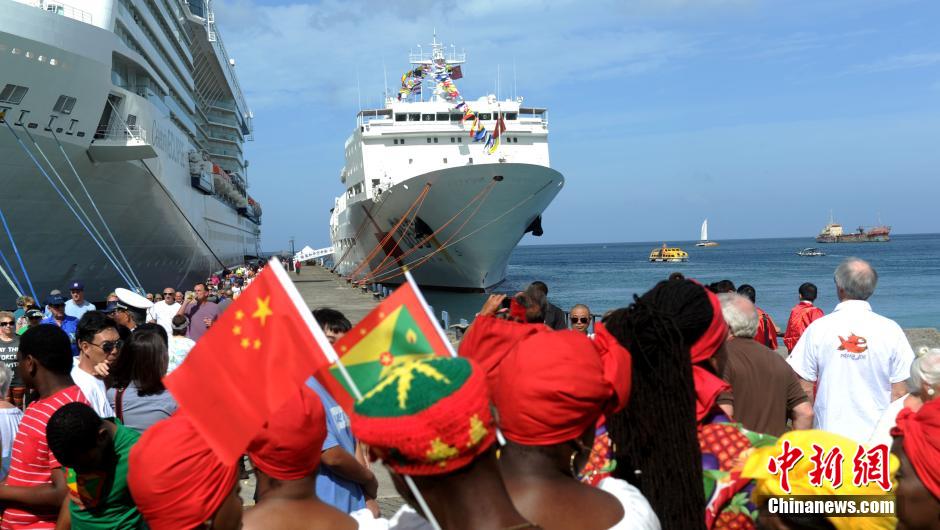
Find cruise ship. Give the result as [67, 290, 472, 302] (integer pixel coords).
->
[329, 36, 564, 291]
[0, 0, 260, 302]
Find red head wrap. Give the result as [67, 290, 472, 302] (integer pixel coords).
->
[892, 399, 940, 500]
[458, 314, 546, 388]
[247, 386, 327, 481]
[689, 287, 730, 422]
[493, 324, 631, 446]
[128, 414, 238, 530]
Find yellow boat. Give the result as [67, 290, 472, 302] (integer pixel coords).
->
[649, 243, 688, 263]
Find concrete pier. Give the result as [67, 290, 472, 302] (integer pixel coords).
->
[290, 264, 405, 515]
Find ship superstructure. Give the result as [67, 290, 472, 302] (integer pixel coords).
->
[329, 35, 564, 290]
[0, 0, 260, 300]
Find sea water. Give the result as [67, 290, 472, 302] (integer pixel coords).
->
[423, 233, 940, 329]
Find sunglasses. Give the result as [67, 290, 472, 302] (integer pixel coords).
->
[163, 292, 175, 296]
[89, 339, 124, 354]
[0, 322, 13, 327]
[570, 317, 591, 324]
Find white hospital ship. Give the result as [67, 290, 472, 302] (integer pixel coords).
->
[330, 36, 564, 291]
[0, 0, 260, 300]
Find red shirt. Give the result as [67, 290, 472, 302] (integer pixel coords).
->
[2, 386, 89, 529]
[783, 301, 824, 353]
[754, 307, 779, 351]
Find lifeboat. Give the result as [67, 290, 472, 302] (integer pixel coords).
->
[649, 243, 688, 263]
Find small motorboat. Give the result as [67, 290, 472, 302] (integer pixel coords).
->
[650, 243, 689, 262]
[797, 248, 826, 257]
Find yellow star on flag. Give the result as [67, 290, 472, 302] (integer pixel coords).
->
[252, 296, 273, 326]
[253, 339, 262, 350]
[241, 338, 250, 349]
[426, 437, 458, 466]
[232, 325, 242, 336]
[235, 310, 244, 320]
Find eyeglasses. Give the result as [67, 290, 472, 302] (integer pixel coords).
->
[163, 292, 174, 296]
[570, 317, 591, 324]
[0, 322, 13, 327]
[88, 339, 124, 354]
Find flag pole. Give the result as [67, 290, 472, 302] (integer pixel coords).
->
[267, 257, 364, 401]
[404, 475, 443, 530]
[403, 268, 457, 358]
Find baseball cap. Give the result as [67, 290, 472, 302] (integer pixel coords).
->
[69, 281, 84, 291]
[45, 294, 67, 306]
[26, 309, 43, 319]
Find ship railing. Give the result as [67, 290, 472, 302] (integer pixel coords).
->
[94, 124, 147, 143]
[22, 0, 94, 24]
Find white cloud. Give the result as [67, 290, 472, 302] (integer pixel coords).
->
[213, 0, 714, 110]
[847, 52, 940, 74]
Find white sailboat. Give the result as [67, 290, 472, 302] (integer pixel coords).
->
[696, 219, 719, 247]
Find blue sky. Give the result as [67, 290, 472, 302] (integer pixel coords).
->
[215, 0, 940, 251]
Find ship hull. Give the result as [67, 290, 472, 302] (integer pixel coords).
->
[330, 163, 564, 291]
[816, 235, 890, 243]
[0, 5, 260, 301]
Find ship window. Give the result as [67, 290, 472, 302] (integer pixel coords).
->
[433, 137, 438, 143]
[372, 179, 380, 187]
[426, 137, 431, 143]
[479, 113, 492, 121]
[408, 158, 413, 164]
[505, 112, 517, 120]
[458, 137, 463, 143]
[450, 113, 462, 121]
[53, 95, 77, 114]
[422, 114, 434, 121]
[468, 157, 473, 164]
[450, 137, 455, 143]
[436, 112, 449, 121]
[400, 138, 405, 145]
[408, 113, 420, 121]
[393, 139, 398, 145]
[443, 158, 447, 163]
[0, 84, 28, 105]
[395, 113, 406, 122]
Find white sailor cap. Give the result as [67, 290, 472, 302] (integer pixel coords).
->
[104, 287, 154, 313]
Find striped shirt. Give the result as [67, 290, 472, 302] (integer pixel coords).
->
[2, 386, 89, 529]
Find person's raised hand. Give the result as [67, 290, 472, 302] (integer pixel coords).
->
[92, 361, 110, 378]
[480, 294, 507, 317]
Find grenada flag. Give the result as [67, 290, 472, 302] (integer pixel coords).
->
[316, 275, 454, 412]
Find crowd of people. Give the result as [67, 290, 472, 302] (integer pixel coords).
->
[0, 256, 935, 529]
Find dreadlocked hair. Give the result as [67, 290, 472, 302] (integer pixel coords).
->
[603, 278, 714, 530]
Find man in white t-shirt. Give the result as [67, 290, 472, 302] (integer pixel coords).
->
[148, 287, 181, 336]
[72, 311, 118, 418]
[788, 257, 914, 442]
[64, 281, 95, 320]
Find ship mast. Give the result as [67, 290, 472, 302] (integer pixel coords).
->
[408, 32, 465, 102]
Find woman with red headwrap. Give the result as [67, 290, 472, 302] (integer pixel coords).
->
[891, 398, 940, 529]
[127, 414, 242, 530]
[244, 386, 360, 530]
[462, 309, 659, 530]
[604, 279, 732, 530]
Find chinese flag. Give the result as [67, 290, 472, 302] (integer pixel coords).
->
[165, 259, 333, 462]
[315, 279, 453, 413]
